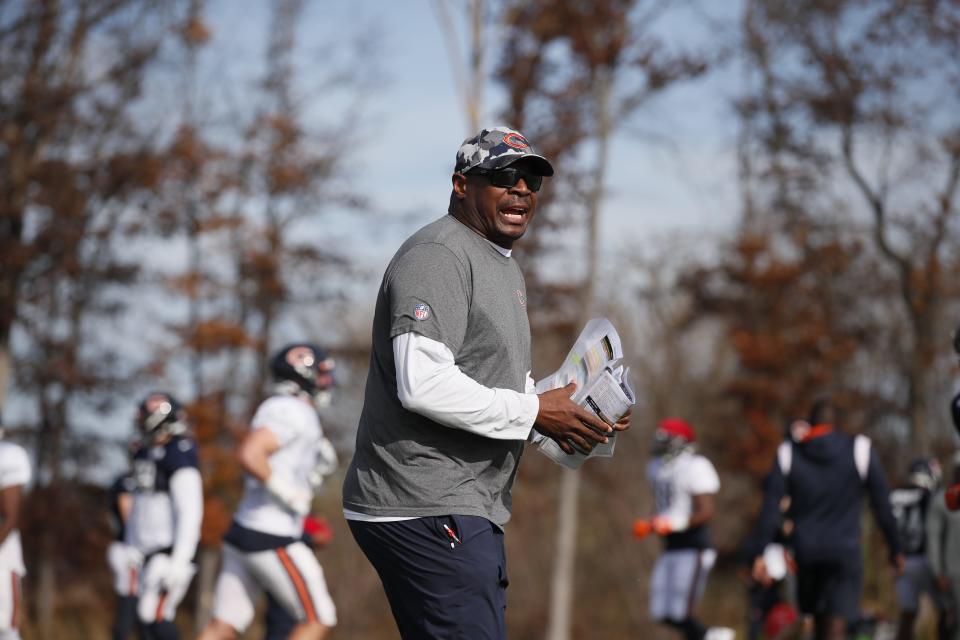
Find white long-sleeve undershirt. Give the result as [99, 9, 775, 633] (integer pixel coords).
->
[168, 467, 203, 567]
[343, 332, 539, 523]
[393, 332, 539, 441]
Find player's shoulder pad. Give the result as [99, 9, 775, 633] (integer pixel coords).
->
[689, 452, 717, 471]
[255, 394, 317, 427]
[0, 441, 30, 470]
[0, 442, 31, 488]
[161, 435, 199, 472]
[689, 453, 721, 486]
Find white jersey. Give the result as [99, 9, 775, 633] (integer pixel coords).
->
[235, 395, 329, 538]
[0, 442, 30, 575]
[647, 450, 720, 524]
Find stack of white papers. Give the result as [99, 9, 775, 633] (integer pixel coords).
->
[532, 318, 636, 470]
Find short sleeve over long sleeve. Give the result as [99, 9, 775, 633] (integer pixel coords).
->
[388, 243, 470, 353]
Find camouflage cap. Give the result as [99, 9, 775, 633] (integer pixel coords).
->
[454, 126, 554, 176]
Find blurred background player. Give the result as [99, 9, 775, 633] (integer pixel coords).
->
[198, 343, 338, 640]
[107, 456, 145, 640]
[890, 457, 948, 640]
[127, 393, 203, 640]
[633, 417, 734, 640]
[927, 450, 960, 640]
[0, 419, 30, 640]
[748, 398, 903, 640]
[948, 327, 960, 511]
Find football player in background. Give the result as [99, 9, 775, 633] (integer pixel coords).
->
[107, 456, 145, 640]
[0, 419, 30, 640]
[890, 457, 948, 640]
[633, 418, 733, 640]
[927, 450, 960, 640]
[126, 393, 203, 640]
[197, 343, 338, 640]
[948, 327, 960, 511]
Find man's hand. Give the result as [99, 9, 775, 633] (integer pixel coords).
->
[751, 556, 772, 587]
[534, 382, 612, 454]
[891, 553, 906, 577]
[613, 406, 632, 432]
[650, 515, 674, 536]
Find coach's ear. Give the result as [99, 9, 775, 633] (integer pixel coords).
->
[452, 172, 468, 199]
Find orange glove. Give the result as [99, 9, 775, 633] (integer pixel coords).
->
[946, 483, 960, 511]
[632, 519, 652, 540]
[651, 515, 673, 536]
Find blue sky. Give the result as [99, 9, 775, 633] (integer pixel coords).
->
[203, 0, 744, 269]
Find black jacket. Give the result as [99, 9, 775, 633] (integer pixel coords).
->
[750, 429, 900, 564]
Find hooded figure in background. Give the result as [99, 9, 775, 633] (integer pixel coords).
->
[748, 398, 903, 640]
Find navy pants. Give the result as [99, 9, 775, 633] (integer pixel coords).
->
[112, 595, 146, 640]
[349, 515, 509, 639]
[796, 556, 862, 622]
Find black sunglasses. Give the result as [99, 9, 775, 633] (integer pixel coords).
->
[468, 167, 543, 192]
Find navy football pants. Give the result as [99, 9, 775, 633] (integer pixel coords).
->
[349, 515, 509, 640]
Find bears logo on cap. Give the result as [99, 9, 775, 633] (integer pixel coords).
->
[502, 133, 529, 149]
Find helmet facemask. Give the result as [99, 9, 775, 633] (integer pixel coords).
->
[651, 417, 696, 460]
[137, 393, 187, 444]
[651, 429, 694, 460]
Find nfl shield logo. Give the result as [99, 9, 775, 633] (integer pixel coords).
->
[413, 303, 430, 320]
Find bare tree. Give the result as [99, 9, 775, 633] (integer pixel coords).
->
[0, 2, 191, 631]
[432, 0, 487, 133]
[0, 0, 188, 410]
[494, 1, 711, 636]
[738, 0, 960, 453]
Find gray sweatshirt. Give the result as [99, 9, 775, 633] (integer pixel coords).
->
[926, 487, 960, 578]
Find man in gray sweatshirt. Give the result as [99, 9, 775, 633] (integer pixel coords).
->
[342, 126, 629, 640]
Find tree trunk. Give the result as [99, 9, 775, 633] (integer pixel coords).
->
[35, 527, 56, 637]
[545, 469, 579, 640]
[193, 546, 219, 632]
[546, 66, 613, 640]
[467, 0, 484, 133]
[431, 0, 485, 134]
[906, 357, 931, 455]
